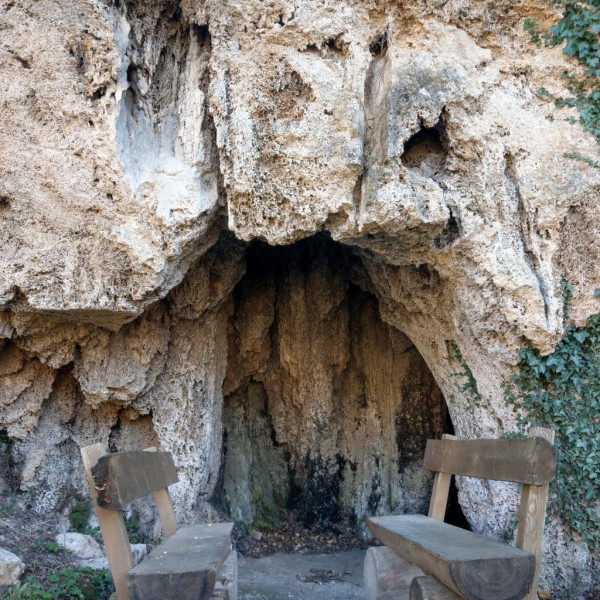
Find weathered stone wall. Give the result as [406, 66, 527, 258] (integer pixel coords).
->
[2, 236, 245, 518]
[219, 238, 446, 529]
[0, 0, 599, 594]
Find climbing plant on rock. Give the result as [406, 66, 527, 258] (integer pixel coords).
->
[525, 0, 600, 161]
[504, 295, 600, 552]
[449, 342, 483, 408]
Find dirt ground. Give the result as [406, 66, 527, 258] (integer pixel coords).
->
[233, 512, 377, 558]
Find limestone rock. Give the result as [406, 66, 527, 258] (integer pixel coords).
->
[55, 532, 105, 562]
[54, 532, 107, 570]
[0, 0, 221, 326]
[0, 0, 599, 595]
[0, 343, 55, 440]
[0, 548, 25, 586]
[54, 533, 147, 570]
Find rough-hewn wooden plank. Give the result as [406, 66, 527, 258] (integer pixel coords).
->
[517, 427, 555, 600]
[367, 515, 535, 600]
[81, 444, 134, 600]
[91, 450, 178, 509]
[410, 576, 463, 600]
[423, 437, 556, 485]
[428, 434, 456, 521]
[127, 522, 233, 600]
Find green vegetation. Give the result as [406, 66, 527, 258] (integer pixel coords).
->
[0, 429, 17, 493]
[35, 542, 64, 555]
[67, 502, 102, 540]
[563, 150, 600, 167]
[524, 1, 600, 163]
[499, 516, 519, 544]
[125, 514, 141, 544]
[68, 503, 91, 535]
[449, 342, 483, 408]
[503, 288, 600, 552]
[561, 278, 574, 321]
[1, 568, 113, 600]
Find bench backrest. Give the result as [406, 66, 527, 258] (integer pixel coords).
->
[424, 427, 555, 600]
[81, 444, 179, 600]
[91, 450, 179, 509]
[423, 436, 556, 485]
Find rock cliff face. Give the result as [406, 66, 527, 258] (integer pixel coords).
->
[0, 0, 599, 594]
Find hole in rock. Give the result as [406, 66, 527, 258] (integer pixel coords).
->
[433, 211, 461, 250]
[325, 34, 348, 55]
[215, 234, 458, 538]
[401, 119, 448, 177]
[443, 411, 471, 530]
[369, 32, 388, 57]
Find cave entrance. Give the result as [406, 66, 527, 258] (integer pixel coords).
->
[217, 235, 458, 534]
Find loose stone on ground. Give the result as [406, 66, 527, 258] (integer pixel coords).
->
[54, 532, 147, 569]
[0, 548, 24, 586]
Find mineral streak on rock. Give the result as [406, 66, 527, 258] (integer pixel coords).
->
[0, 0, 599, 594]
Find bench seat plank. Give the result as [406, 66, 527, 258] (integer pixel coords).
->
[91, 450, 179, 509]
[126, 522, 233, 600]
[367, 515, 535, 600]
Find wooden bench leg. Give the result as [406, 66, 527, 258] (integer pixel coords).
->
[364, 546, 423, 600]
[516, 427, 555, 600]
[210, 550, 238, 600]
[81, 444, 134, 600]
[410, 576, 462, 600]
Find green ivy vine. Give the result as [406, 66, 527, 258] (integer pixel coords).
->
[449, 342, 483, 408]
[524, 0, 600, 162]
[503, 290, 600, 552]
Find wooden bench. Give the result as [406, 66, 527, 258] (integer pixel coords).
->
[81, 444, 236, 600]
[366, 427, 556, 600]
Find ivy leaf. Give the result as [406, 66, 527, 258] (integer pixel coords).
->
[594, 288, 600, 298]
[574, 331, 590, 343]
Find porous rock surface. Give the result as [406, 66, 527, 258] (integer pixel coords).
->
[0, 0, 599, 594]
